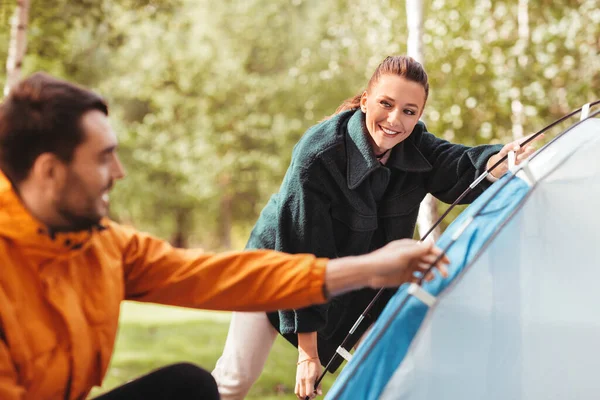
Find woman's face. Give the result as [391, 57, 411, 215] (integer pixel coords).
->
[360, 74, 426, 154]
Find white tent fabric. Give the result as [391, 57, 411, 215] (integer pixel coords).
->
[328, 117, 600, 400]
[382, 118, 600, 399]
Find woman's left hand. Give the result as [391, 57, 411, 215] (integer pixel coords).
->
[487, 133, 543, 178]
[295, 356, 322, 399]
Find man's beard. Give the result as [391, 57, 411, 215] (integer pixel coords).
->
[55, 204, 103, 231]
[52, 171, 110, 232]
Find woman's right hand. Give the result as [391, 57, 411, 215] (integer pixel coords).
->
[295, 355, 322, 399]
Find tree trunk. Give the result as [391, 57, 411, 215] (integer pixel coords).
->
[406, 0, 441, 242]
[171, 208, 190, 248]
[219, 194, 232, 249]
[511, 0, 529, 140]
[406, 0, 424, 64]
[218, 174, 232, 249]
[4, 0, 30, 96]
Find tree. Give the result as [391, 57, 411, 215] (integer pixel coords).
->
[510, 0, 529, 140]
[406, 0, 442, 242]
[3, 0, 30, 96]
[3, 0, 597, 251]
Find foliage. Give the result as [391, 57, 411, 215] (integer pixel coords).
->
[1, 0, 598, 394]
[0, 0, 598, 246]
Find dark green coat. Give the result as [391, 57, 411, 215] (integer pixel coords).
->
[246, 109, 501, 371]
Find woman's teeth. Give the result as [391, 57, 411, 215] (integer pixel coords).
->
[381, 126, 400, 135]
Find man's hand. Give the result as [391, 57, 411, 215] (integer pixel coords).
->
[324, 239, 450, 297]
[364, 239, 449, 288]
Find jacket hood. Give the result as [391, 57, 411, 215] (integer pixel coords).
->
[0, 171, 103, 258]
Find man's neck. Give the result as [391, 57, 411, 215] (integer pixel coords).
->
[16, 180, 70, 230]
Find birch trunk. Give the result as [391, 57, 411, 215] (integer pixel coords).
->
[406, 0, 441, 242]
[511, 0, 529, 140]
[4, 0, 30, 97]
[218, 175, 233, 250]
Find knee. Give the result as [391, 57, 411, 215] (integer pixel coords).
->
[167, 362, 211, 378]
[212, 362, 258, 398]
[164, 363, 219, 398]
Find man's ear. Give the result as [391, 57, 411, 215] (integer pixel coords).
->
[30, 153, 67, 187]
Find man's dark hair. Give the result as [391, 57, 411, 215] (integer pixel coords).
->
[0, 72, 108, 184]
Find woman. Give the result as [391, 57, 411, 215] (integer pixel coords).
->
[212, 55, 535, 399]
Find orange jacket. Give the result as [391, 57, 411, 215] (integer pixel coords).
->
[0, 173, 327, 399]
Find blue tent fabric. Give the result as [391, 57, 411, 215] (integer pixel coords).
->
[325, 116, 600, 399]
[326, 174, 531, 400]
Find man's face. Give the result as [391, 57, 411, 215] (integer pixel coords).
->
[53, 110, 125, 230]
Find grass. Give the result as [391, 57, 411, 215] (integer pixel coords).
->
[90, 302, 341, 399]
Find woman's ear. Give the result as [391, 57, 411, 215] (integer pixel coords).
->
[360, 91, 368, 113]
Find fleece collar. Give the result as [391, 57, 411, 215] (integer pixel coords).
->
[345, 109, 432, 189]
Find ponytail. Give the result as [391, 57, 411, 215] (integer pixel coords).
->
[322, 93, 362, 121]
[322, 55, 429, 121]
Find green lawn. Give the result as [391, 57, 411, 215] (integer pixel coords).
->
[90, 302, 341, 399]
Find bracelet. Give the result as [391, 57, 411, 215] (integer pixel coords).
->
[297, 357, 319, 365]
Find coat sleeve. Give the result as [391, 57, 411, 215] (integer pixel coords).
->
[113, 223, 328, 312]
[416, 126, 503, 203]
[0, 339, 24, 400]
[247, 154, 338, 334]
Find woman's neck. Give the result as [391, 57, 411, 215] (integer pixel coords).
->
[375, 148, 391, 164]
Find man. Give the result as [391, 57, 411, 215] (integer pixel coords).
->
[0, 73, 448, 399]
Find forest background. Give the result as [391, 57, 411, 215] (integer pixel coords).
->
[1, 0, 597, 249]
[0, 0, 598, 398]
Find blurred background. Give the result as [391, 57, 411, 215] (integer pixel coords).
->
[0, 0, 598, 398]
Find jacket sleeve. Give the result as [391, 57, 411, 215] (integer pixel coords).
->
[247, 154, 338, 334]
[114, 223, 328, 312]
[0, 339, 24, 400]
[416, 127, 503, 203]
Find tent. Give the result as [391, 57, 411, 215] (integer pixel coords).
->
[326, 107, 600, 399]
